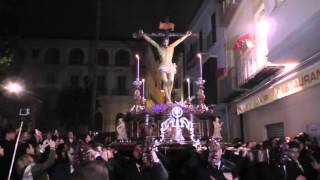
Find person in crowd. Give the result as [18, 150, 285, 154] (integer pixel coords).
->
[50, 143, 72, 180]
[0, 145, 4, 157]
[294, 135, 319, 180]
[66, 131, 78, 150]
[283, 141, 306, 180]
[78, 133, 92, 163]
[0, 127, 17, 180]
[20, 131, 31, 144]
[30, 129, 43, 146]
[71, 161, 109, 180]
[197, 141, 238, 180]
[16, 140, 56, 180]
[124, 143, 168, 180]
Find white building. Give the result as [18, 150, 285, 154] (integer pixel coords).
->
[184, 0, 320, 142]
[223, 0, 320, 142]
[183, 0, 232, 140]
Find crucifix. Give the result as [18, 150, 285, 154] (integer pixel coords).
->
[133, 20, 196, 104]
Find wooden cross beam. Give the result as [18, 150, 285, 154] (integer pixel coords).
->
[133, 20, 198, 39]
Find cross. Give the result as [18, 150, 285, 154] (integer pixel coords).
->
[133, 19, 198, 39]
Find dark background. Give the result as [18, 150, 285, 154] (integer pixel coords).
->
[1, 0, 203, 39]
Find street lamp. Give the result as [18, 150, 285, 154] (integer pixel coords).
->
[3, 81, 24, 95]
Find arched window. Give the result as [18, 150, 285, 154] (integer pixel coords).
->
[69, 48, 84, 65]
[115, 50, 130, 67]
[45, 48, 60, 65]
[97, 49, 109, 66]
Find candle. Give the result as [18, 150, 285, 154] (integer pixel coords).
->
[135, 54, 140, 80]
[142, 78, 145, 98]
[186, 78, 190, 100]
[197, 53, 202, 80]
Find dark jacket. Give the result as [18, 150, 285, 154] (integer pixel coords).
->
[31, 149, 56, 180]
[124, 160, 168, 180]
[283, 158, 305, 180]
[196, 159, 238, 180]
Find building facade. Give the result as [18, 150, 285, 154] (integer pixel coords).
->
[185, 0, 320, 142]
[16, 38, 161, 132]
[221, 0, 320, 142]
[183, 0, 232, 140]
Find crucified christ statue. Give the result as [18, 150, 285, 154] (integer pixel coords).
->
[139, 30, 192, 103]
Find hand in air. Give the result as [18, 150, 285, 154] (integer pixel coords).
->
[139, 29, 144, 35]
[186, 31, 192, 36]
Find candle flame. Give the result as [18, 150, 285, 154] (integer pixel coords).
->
[142, 78, 145, 82]
[135, 54, 140, 60]
[186, 78, 190, 82]
[197, 53, 202, 58]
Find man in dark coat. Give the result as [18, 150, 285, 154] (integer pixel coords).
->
[196, 141, 238, 180]
[124, 143, 168, 180]
[0, 128, 16, 180]
[283, 141, 306, 180]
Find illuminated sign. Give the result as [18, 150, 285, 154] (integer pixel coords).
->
[237, 63, 320, 114]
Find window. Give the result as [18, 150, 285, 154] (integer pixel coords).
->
[97, 76, 106, 94]
[32, 49, 40, 59]
[117, 76, 126, 90]
[112, 76, 128, 96]
[266, 123, 284, 139]
[211, 13, 216, 44]
[69, 48, 84, 65]
[70, 75, 80, 88]
[97, 49, 109, 66]
[115, 50, 130, 66]
[45, 48, 60, 65]
[16, 48, 25, 62]
[45, 74, 56, 85]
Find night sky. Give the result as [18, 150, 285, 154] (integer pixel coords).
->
[9, 0, 203, 39]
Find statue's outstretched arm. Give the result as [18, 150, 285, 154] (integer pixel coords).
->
[141, 30, 160, 49]
[170, 31, 192, 48]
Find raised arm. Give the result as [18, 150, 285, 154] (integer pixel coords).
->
[170, 31, 192, 48]
[140, 30, 160, 49]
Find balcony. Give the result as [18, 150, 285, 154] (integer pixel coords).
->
[222, 0, 242, 26]
[239, 65, 284, 89]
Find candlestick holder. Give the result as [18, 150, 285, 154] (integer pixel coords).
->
[130, 79, 145, 113]
[184, 97, 193, 110]
[195, 77, 208, 113]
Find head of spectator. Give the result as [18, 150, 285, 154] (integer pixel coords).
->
[68, 131, 76, 143]
[0, 145, 4, 157]
[133, 143, 143, 161]
[208, 141, 223, 166]
[4, 127, 16, 141]
[71, 161, 109, 180]
[16, 154, 34, 176]
[21, 131, 31, 143]
[31, 129, 43, 144]
[288, 141, 301, 161]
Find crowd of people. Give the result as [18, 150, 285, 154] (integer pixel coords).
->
[0, 125, 320, 180]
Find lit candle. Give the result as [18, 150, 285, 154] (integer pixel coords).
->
[142, 78, 145, 98]
[186, 78, 190, 100]
[135, 54, 140, 81]
[197, 53, 202, 80]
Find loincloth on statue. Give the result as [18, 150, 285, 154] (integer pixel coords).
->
[159, 63, 177, 74]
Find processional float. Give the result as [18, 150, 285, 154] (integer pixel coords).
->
[110, 20, 223, 150]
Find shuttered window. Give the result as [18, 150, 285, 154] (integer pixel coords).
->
[266, 122, 284, 139]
